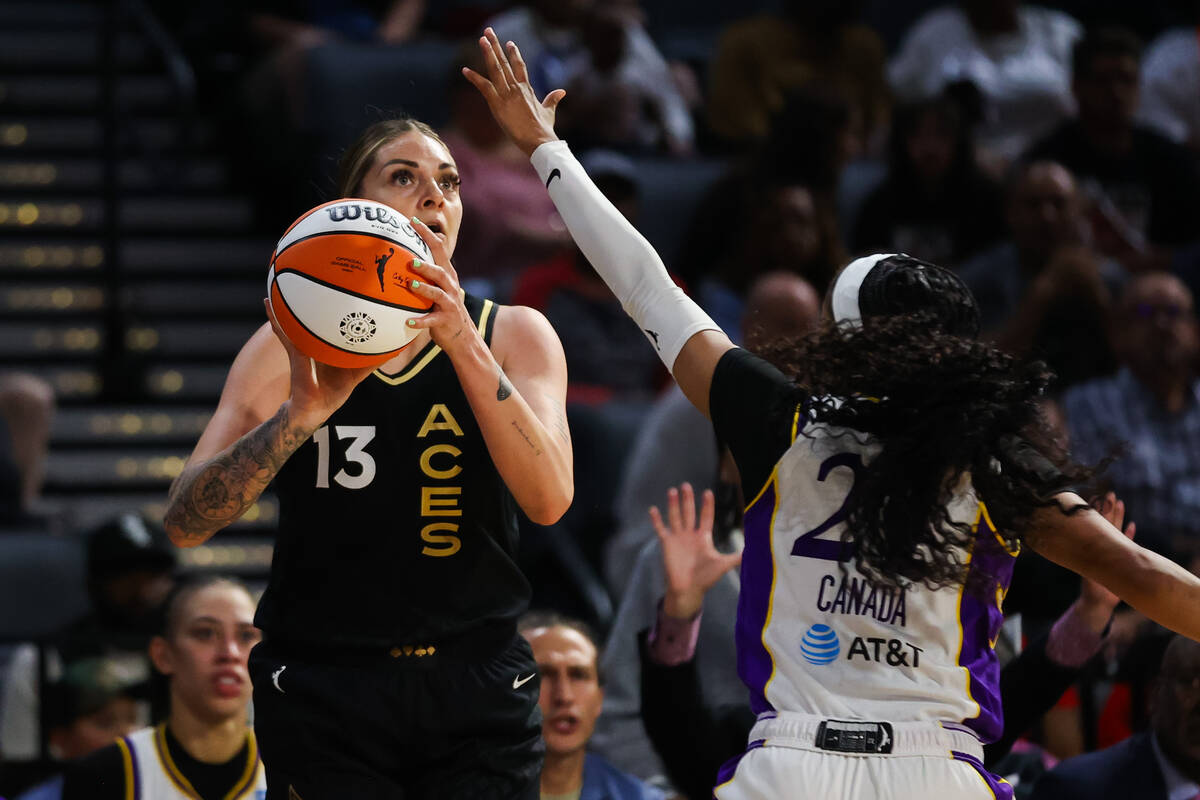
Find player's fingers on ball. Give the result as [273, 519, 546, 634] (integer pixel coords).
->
[263, 298, 280, 330]
[409, 218, 449, 263]
[409, 260, 454, 294]
[408, 278, 452, 310]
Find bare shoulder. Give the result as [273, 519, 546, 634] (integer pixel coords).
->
[491, 303, 564, 363]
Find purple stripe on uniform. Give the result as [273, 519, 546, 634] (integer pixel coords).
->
[737, 482, 779, 715]
[951, 749, 1014, 800]
[126, 736, 141, 800]
[956, 532, 1017, 743]
[712, 739, 765, 799]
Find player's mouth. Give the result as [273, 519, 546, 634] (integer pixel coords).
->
[212, 670, 244, 698]
[549, 714, 578, 735]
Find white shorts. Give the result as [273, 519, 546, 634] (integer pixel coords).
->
[713, 713, 1012, 800]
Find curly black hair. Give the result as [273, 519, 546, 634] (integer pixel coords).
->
[761, 256, 1094, 593]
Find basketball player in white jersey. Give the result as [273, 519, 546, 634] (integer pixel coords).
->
[62, 576, 266, 799]
[465, 27, 1200, 799]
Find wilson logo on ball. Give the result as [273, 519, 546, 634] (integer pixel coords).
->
[339, 312, 377, 344]
[267, 199, 432, 368]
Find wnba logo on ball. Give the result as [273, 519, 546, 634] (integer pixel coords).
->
[800, 624, 840, 665]
[339, 311, 377, 344]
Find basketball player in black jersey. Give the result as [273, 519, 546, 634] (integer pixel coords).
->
[162, 91, 573, 796]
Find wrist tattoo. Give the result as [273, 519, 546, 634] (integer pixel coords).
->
[497, 368, 513, 401]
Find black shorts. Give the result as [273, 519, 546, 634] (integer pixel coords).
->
[249, 627, 543, 800]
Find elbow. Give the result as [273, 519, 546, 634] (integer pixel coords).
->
[162, 511, 209, 549]
[523, 484, 574, 526]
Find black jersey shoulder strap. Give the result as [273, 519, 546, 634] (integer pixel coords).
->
[372, 292, 497, 385]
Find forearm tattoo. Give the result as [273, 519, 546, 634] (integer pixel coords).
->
[497, 367, 513, 401]
[165, 405, 312, 543]
[546, 393, 570, 444]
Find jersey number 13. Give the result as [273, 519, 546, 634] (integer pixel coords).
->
[313, 425, 376, 489]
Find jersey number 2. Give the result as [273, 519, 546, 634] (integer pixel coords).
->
[790, 452, 862, 561]
[313, 425, 376, 489]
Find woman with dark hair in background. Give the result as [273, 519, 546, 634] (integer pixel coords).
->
[466, 30, 1200, 798]
[62, 576, 265, 799]
[851, 93, 1005, 269]
[163, 102, 573, 796]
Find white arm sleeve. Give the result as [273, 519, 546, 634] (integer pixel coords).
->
[530, 140, 721, 372]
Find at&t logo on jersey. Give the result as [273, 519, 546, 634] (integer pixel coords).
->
[800, 624, 840, 665]
[800, 623, 924, 669]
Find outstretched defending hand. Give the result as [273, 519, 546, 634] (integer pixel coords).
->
[462, 26, 564, 157]
[650, 483, 743, 620]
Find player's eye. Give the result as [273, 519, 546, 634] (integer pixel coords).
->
[439, 174, 461, 192]
[189, 627, 216, 641]
[392, 170, 413, 186]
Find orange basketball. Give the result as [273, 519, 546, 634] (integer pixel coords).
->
[267, 198, 435, 368]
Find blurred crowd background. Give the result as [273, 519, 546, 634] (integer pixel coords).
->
[2, 0, 1200, 797]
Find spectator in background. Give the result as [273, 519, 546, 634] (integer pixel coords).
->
[13, 657, 144, 800]
[1139, 2, 1200, 153]
[1059, 272, 1200, 561]
[485, 0, 593, 98]
[889, 0, 1083, 168]
[1025, 27, 1200, 272]
[0, 513, 175, 766]
[690, 182, 841, 336]
[0, 373, 54, 527]
[487, 0, 693, 153]
[676, 87, 853, 314]
[958, 160, 1122, 388]
[1028, 634, 1200, 800]
[246, 0, 429, 48]
[62, 576, 265, 799]
[518, 612, 664, 800]
[851, 94, 1006, 269]
[706, 0, 889, 153]
[441, 40, 571, 290]
[556, 3, 696, 157]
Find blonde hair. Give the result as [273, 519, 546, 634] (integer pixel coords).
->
[337, 117, 447, 198]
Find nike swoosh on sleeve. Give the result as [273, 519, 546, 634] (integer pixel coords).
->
[545, 169, 561, 189]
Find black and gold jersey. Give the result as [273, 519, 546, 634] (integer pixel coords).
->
[256, 293, 530, 646]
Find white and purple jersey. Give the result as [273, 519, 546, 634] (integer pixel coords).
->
[711, 349, 1017, 743]
[114, 724, 267, 800]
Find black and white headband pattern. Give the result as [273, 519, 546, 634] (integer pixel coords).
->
[831, 253, 897, 326]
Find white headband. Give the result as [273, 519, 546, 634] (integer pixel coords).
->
[831, 253, 897, 326]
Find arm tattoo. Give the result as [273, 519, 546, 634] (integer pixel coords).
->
[545, 393, 570, 443]
[165, 405, 313, 544]
[497, 367, 514, 401]
[510, 420, 543, 456]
